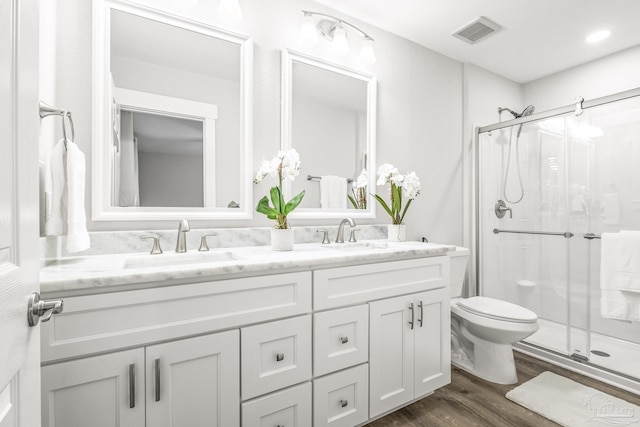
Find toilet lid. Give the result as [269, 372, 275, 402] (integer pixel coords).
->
[457, 296, 537, 323]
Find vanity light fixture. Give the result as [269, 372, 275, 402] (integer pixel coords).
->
[300, 10, 376, 65]
[218, 0, 243, 23]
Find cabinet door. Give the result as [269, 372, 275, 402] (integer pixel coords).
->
[41, 349, 145, 427]
[414, 288, 451, 398]
[242, 382, 311, 427]
[146, 330, 240, 427]
[369, 294, 415, 417]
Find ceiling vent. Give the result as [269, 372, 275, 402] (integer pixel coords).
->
[453, 16, 501, 44]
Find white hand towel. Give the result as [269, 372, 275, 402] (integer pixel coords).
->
[320, 175, 347, 209]
[600, 232, 640, 321]
[45, 139, 66, 236]
[65, 141, 90, 253]
[615, 230, 640, 292]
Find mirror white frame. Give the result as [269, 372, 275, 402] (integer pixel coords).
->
[92, 0, 253, 221]
[281, 49, 377, 219]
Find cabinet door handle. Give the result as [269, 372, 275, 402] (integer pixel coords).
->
[340, 399, 348, 408]
[128, 363, 135, 409]
[340, 336, 349, 344]
[276, 353, 285, 362]
[418, 300, 424, 327]
[408, 303, 414, 330]
[154, 358, 161, 402]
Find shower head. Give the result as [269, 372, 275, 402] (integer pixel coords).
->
[520, 105, 535, 117]
[498, 105, 536, 119]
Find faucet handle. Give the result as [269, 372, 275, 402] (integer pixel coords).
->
[316, 229, 330, 244]
[140, 233, 163, 254]
[349, 228, 358, 243]
[198, 233, 217, 252]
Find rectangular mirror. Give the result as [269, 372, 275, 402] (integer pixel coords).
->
[93, 0, 253, 220]
[281, 49, 377, 219]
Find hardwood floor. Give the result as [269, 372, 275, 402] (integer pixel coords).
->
[366, 351, 640, 426]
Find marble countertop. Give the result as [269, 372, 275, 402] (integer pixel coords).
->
[40, 240, 455, 295]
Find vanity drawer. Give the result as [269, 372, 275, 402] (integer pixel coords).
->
[313, 364, 369, 427]
[241, 315, 312, 400]
[41, 272, 311, 363]
[314, 305, 368, 376]
[242, 382, 311, 427]
[313, 257, 449, 310]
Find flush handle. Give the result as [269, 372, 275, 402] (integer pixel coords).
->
[27, 292, 64, 327]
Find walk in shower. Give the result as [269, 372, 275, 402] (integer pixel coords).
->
[476, 88, 640, 393]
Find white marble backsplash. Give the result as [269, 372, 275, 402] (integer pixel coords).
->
[41, 225, 389, 259]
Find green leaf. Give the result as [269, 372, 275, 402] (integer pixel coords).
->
[283, 190, 305, 215]
[392, 184, 402, 217]
[348, 195, 358, 209]
[373, 193, 394, 218]
[399, 198, 413, 224]
[270, 186, 282, 214]
[256, 196, 278, 220]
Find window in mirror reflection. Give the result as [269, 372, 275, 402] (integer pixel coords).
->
[109, 8, 241, 209]
[290, 60, 368, 209]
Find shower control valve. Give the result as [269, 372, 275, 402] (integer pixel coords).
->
[495, 200, 512, 219]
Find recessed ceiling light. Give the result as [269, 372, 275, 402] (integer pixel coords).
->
[586, 30, 611, 43]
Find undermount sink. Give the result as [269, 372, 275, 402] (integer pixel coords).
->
[322, 242, 390, 251]
[123, 250, 240, 269]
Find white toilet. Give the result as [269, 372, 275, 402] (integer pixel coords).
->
[448, 247, 538, 384]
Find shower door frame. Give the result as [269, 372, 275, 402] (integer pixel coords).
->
[473, 86, 640, 394]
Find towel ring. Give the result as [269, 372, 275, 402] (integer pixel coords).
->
[61, 111, 75, 148]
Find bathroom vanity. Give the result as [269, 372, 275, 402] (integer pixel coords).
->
[39, 241, 452, 427]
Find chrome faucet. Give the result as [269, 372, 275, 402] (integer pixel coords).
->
[335, 218, 357, 243]
[175, 219, 190, 253]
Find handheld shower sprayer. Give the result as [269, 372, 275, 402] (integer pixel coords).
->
[497, 105, 536, 205]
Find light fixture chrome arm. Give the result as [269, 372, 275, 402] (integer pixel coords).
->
[301, 10, 374, 41]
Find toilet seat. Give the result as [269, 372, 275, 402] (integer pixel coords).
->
[457, 296, 537, 323]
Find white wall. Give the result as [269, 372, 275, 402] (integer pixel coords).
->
[138, 152, 203, 207]
[462, 62, 523, 296]
[41, 0, 464, 245]
[523, 45, 640, 112]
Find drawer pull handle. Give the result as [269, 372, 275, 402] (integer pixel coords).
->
[418, 300, 424, 327]
[408, 303, 414, 330]
[276, 353, 285, 362]
[340, 336, 349, 344]
[340, 399, 348, 408]
[128, 363, 135, 409]
[154, 358, 161, 402]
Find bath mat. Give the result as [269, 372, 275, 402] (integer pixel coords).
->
[506, 371, 640, 426]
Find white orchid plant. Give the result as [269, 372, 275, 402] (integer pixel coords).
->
[373, 163, 421, 225]
[254, 149, 305, 229]
[348, 169, 368, 209]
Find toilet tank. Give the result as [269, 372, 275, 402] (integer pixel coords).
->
[447, 247, 469, 298]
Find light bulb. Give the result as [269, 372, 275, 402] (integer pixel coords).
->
[299, 12, 317, 44]
[217, 0, 243, 23]
[331, 24, 349, 56]
[359, 37, 376, 65]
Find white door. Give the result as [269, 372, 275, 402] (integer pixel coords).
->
[369, 294, 415, 417]
[0, 0, 41, 426]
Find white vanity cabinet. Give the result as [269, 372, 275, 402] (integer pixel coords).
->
[369, 287, 451, 417]
[41, 251, 452, 426]
[41, 331, 239, 427]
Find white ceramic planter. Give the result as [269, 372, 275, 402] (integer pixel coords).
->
[387, 224, 406, 242]
[271, 228, 294, 251]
